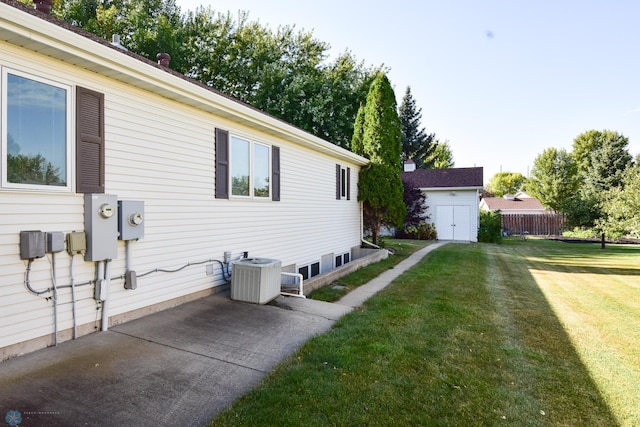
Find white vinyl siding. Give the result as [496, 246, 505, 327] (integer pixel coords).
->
[0, 37, 363, 355]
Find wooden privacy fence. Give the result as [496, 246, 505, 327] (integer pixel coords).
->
[501, 213, 567, 236]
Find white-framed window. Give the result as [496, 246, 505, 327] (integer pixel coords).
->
[335, 164, 350, 200]
[230, 135, 270, 199]
[1, 68, 72, 191]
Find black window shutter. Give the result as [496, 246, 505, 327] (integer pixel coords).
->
[346, 167, 351, 200]
[215, 128, 229, 199]
[76, 86, 105, 193]
[336, 164, 341, 200]
[272, 146, 280, 201]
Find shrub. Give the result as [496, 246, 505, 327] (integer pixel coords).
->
[478, 210, 502, 243]
[395, 221, 437, 240]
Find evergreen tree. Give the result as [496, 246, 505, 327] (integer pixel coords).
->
[398, 86, 435, 168]
[355, 72, 406, 245]
[351, 103, 365, 156]
[581, 131, 632, 197]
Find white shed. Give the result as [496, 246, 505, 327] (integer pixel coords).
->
[0, 2, 368, 359]
[403, 167, 484, 242]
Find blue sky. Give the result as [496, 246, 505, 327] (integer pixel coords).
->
[176, 0, 640, 184]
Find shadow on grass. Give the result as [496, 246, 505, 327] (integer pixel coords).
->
[509, 239, 640, 276]
[210, 242, 622, 426]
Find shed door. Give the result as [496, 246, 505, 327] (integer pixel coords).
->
[436, 205, 471, 241]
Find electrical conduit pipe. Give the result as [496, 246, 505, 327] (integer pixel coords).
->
[101, 259, 112, 331]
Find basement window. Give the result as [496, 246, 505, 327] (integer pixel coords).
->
[298, 261, 320, 280]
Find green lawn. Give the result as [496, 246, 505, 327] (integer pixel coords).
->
[210, 239, 640, 426]
[308, 239, 431, 302]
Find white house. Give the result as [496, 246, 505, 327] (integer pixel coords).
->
[403, 166, 483, 242]
[0, 1, 369, 360]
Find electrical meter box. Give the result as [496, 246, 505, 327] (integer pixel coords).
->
[118, 200, 144, 240]
[84, 193, 118, 261]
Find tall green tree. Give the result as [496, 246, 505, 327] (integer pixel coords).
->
[569, 130, 633, 229]
[398, 86, 435, 168]
[51, 2, 376, 148]
[181, 9, 376, 148]
[580, 131, 632, 197]
[524, 147, 579, 212]
[428, 141, 455, 169]
[487, 172, 526, 197]
[354, 72, 406, 245]
[54, 0, 188, 71]
[598, 164, 640, 238]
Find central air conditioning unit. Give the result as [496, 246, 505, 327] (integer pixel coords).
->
[230, 258, 282, 304]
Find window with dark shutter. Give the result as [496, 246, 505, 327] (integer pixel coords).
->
[346, 167, 351, 200]
[76, 86, 105, 193]
[215, 128, 229, 199]
[272, 146, 280, 201]
[336, 164, 341, 200]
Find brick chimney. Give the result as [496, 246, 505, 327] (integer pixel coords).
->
[33, 0, 52, 14]
[156, 53, 171, 68]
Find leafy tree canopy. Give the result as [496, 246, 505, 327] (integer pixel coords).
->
[46, 0, 378, 149]
[524, 147, 579, 212]
[428, 141, 455, 169]
[487, 172, 526, 197]
[598, 164, 640, 238]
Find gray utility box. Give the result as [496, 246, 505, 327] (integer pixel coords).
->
[231, 258, 282, 304]
[20, 230, 45, 260]
[84, 194, 118, 261]
[118, 200, 144, 240]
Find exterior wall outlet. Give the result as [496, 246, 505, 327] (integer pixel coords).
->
[20, 231, 45, 260]
[124, 270, 137, 290]
[206, 264, 214, 276]
[46, 232, 65, 253]
[94, 279, 107, 301]
[67, 232, 86, 255]
[224, 251, 232, 263]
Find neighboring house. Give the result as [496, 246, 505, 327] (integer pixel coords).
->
[402, 165, 484, 242]
[479, 193, 550, 215]
[0, 1, 369, 360]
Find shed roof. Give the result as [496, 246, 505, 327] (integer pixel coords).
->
[402, 167, 484, 190]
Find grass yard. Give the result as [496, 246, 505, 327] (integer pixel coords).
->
[308, 239, 431, 302]
[210, 239, 640, 426]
